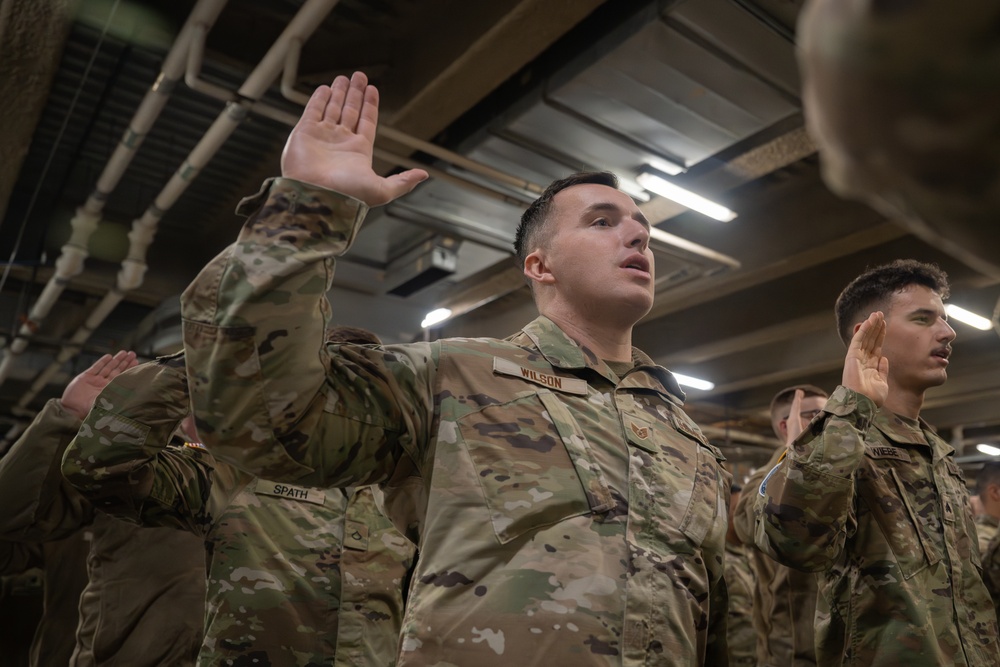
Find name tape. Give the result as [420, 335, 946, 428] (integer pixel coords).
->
[254, 480, 326, 506]
[493, 357, 588, 395]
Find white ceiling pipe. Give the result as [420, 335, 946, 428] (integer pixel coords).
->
[0, 0, 229, 386]
[281, 38, 545, 196]
[12, 0, 342, 411]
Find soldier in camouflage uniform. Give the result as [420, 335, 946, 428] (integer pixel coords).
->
[733, 385, 827, 667]
[725, 484, 755, 667]
[976, 463, 1000, 621]
[180, 71, 732, 665]
[0, 351, 206, 666]
[973, 462, 1000, 557]
[62, 353, 415, 666]
[754, 260, 1000, 666]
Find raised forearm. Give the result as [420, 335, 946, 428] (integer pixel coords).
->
[754, 386, 874, 571]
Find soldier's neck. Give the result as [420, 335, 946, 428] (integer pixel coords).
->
[883, 379, 924, 420]
[542, 308, 634, 362]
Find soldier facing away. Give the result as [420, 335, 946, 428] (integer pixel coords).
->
[0, 351, 206, 667]
[62, 352, 415, 666]
[753, 260, 1000, 666]
[180, 71, 732, 665]
[733, 384, 827, 667]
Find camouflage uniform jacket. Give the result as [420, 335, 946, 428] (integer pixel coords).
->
[0, 398, 206, 667]
[62, 358, 415, 667]
[724, 541, 756, 666]
[981, 530, 1000, 628]
[733, 449, 817, 667]
[975, 514, 998, 558]
[180, 178, 733, 666]
[754, 386, 1000, 666]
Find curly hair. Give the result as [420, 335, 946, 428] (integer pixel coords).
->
[834, 260, 950, 346]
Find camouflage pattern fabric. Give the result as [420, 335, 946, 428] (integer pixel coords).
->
[0, 399, 205, 667]
[733, 450, 817, 667]
[975, 514, 999, 558]
[980, 510, 1000, 624]
[180, 178, 733, 666]
[724, 541, 756, 666]
[754, 386, 1000, 666]
[62, 357, 415, 667]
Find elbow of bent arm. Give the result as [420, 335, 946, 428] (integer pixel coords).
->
[754, 496, 846, 572]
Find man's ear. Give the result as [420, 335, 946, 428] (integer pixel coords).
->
[852, 321, 864, 336]
[523, 249, 555, 287]
[776, 419, 788, 442]
[990, 483, 1000, 503]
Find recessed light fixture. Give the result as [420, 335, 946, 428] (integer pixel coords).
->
[977, 443, 1000, 457]
[636, 167, 737, 222]
[945, 304, 992, 331]
[421, 307, 452, 328]
[672, 372, 715, 391]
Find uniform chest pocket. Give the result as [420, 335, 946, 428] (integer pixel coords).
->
[625, 415, 728, 554]
[858, 463, 942, 579]
[942, 458, 981, 569]
[458, 390, 613, 544]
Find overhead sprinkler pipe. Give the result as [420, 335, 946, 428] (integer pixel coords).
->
[10, 0, 342, 412]
[0, 0, 230, 386]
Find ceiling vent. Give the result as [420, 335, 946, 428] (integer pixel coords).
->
[385, 237, 460, 297]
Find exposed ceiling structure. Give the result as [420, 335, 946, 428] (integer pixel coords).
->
[2, 0, 998, 474]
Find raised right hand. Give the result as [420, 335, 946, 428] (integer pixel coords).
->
[280, 71, 428, 207]
[842, 311, 889, 408]
[61, 350, 138, 420]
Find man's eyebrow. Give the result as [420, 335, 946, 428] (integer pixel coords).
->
[583, 202, 650, 229]
[908, 307, 944, 319]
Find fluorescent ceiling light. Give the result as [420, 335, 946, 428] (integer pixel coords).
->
[672, 372, 715, 391]
[618, 179, 651, 202]
[636, 169, 737, 222]
[946, 304, 992, 331]
[646, 157, 686, 176]
[421, 307, 452, 328]
[977, 443, 1000, 457]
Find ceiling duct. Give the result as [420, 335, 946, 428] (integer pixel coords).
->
[385, 237, 460, 297]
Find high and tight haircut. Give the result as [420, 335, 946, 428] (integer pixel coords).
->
[769, 384, 829, 437]
[977, 461, 1000, 497]
[326, 325, 382, 346]
[513, 171, 620, 273]
[834, 259, 950, 346]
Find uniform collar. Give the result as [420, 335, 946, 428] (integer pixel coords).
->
[872, 408, 954, 459]
[519, 316, 686, 405]
[976, 514, 1000, 528]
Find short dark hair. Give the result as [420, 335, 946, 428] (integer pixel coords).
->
[834, 260, 950, 346]
[769, 384, 828, 437]
[977, 462, 1000, 497]
[513, 171, 620, 275]
[325, 325, 382, 345]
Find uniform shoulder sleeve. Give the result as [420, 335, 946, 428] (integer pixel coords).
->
[182, 179, 436, 487]
[0, 400, 92, 540]
[754, 386, 875, 570]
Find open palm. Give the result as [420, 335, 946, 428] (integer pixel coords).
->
[281, 72, 427, 207]
[842, 311, 889, 408]
[61, 350, 138, 420]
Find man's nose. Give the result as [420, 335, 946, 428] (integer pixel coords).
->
[939, 318, 957, 342]
[624, 217, 649, 250]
